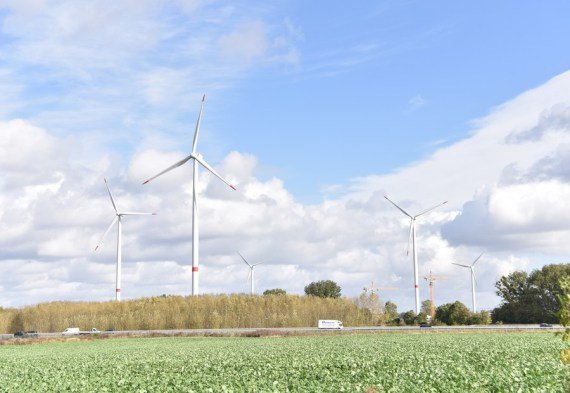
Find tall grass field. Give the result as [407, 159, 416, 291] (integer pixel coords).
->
[0, 294, 373, 333]
[0, 333, 566, 392]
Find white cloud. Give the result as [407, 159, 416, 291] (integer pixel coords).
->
[408, 94, 427, 110]
[218, 21, 269, 64]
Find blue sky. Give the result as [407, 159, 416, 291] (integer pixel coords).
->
[216, 1, 570, 200]
[0, 1, 570, 308]
[3, 1, 570, 201]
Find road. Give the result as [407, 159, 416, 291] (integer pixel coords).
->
[0, 324, 563, 340]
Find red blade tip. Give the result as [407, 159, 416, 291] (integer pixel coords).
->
[152, 212, 157, 215]
[142, 180, 149, 185]
[94, 246, 99, 251]
[230, 185, 237, 190]
[202, 94, 206, 102]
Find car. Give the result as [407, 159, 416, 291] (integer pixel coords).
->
[540, 323, 553, 328]
[91, 328, 100, 334]
[13, 331, 39, 338]
[419, 323, 431, 328]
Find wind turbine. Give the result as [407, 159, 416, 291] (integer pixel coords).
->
[95, 178, 155, 301]
[237, 252, 264, 295]
[143, 95, 237, 296]
[384, 195, 447, 314]
[452, 252, 484, 313]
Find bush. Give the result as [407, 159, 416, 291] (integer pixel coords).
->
[263, 289, 286, 296]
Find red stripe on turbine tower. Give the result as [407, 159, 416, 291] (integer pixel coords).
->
[414, 284, 419, 288]
[116, 288, 121, 292]
[192, 267, 199, 272]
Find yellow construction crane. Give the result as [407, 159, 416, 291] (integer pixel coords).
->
[363, 280, 398, 294]
[423, 271, 448, 320]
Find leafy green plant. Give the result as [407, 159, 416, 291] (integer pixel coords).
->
[0, 333, 566, 392]
[557, 277, 570, 364]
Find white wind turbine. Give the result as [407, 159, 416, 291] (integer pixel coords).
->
[95, 178, 155, 301]
[237, 252, 264, 295]
[452, 252, 484, 313]
[143, 95, 237, 296]
[384, 195, 447, 314]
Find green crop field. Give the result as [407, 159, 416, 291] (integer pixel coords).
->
[0, 333, 567, 392]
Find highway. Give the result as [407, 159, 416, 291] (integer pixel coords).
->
[0, 324, 563, 340]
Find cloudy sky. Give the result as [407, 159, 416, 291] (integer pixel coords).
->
[1, 1, 570, 310]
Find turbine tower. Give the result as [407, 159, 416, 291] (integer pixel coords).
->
[384, 195, 447, 314]
[423, 271, 448, 321]
[237, 252, 264, 295]
[452, 252, 484, 313]
[95, 178, 155, 301]
[143, 95, 236, 295]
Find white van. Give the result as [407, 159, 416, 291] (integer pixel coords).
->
[62, 327, 80, 335]
[318, 320, 343, 329]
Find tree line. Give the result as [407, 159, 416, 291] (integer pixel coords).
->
[1, 264, 568, 333]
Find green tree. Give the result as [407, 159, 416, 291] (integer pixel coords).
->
[435, 301, 471, 325]
[263, 288, 286, 296]
[416, 311, 429, 324]
[469, 310, 491, 325]
[384, 301, 398, 321]
[400, 310, 417, 325]
[304, 280, 342, 299]
[492, 263, 570, 323]
[495, 271, 530, 303]
[435, 303, 452, 325]
[9, 312, 24, 333]
[420, 299, 432, 316]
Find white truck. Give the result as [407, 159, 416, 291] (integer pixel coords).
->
[62, 327, 80, 335]
[318, 320, 343, 329]
[62, 327, 100, 336]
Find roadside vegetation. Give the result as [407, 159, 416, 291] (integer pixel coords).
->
[0, 294, 373, 333]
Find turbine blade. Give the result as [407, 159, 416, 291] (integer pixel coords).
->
[94, 216, 118, 251]
[451, 262, 470, 268]
[237, 251, 252, 267]
[192, 94, 206, 154]
[415, 201, 448, 218]
[142, 155, 192, 185]
[384, 195, 413, 218]
[121, 212, 156, 216]
[194, 155, 237, 190]
[406, 219, 413, 256]
[472, 252, 485, 266]
[252, 261, 265, 267]
[104, 178, 118, 213]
